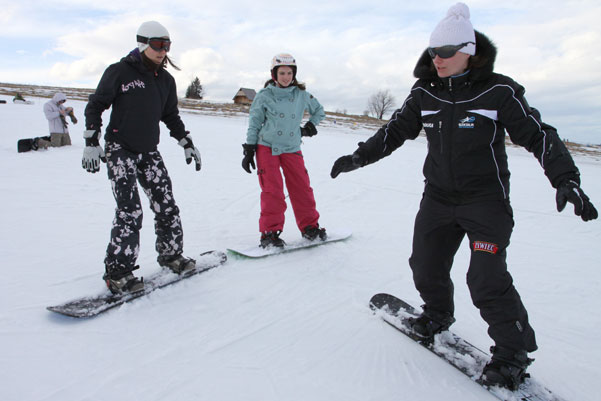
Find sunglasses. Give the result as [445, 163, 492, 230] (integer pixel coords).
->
[427, 41, 474, 59]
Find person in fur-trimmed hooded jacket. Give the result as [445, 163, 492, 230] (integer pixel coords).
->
[43, 92, 74, 147]
[330, 2, 597, 391]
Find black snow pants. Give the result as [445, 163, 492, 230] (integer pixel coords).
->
[409, 195, 537, 353]
[104, 141, 184, 278]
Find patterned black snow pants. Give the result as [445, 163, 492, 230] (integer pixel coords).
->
[104, 141, 184, 277]
[409, 195, 538, 353]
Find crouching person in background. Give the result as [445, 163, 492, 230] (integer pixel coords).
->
[43, 92, 75, 148]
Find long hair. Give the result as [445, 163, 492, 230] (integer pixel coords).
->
[141, 51, 181, 72]
[162, 55, 181, 71]
[263, 78, 306, 90]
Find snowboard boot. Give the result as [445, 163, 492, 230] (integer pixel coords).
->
[103, 268, 144, 295]
[481, 346, 533, 390]
[260, 231, 286, 248]
[408, 306, 456, 340]
[302, 225, 327, 241]
[158, 254, 196, 274]
[34, 136, 50, 150]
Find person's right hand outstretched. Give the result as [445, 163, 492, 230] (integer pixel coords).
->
[330, 153, 364, 179]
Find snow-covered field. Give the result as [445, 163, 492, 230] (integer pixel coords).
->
[1, 95, 599, 401]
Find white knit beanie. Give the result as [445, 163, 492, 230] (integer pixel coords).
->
[136, 21, 170, 53]
[429, 3, 476, 56]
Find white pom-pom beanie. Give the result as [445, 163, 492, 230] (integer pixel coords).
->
[429, 2, 476, 56]
[136, 21, 170, 53]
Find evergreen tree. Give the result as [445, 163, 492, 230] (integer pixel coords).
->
[185, 77, 204, 99]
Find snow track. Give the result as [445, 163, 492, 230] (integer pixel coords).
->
[1, 94, 599, 401]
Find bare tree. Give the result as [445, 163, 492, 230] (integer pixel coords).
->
[367, 90, 396, 119]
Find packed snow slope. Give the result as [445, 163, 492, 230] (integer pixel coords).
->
[1, 95, 599, 401]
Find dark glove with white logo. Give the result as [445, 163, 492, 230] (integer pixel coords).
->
[178, 133, 201, 171]
[330, 152, 365, 179]
[242, 144, 257, 174]
[82, 129, 106, 173]
[556, 179, 598, 221]
[300, 121, 317, 137]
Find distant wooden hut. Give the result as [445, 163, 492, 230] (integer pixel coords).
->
[233, 88, 256, 105]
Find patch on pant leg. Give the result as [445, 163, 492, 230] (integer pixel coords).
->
[472, 240, 499, 254]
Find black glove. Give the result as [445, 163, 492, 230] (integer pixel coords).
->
[330, 153, 365, 179]
[242, 144, 257, 174]
[300, 121, 317, 137]
[556, 179, 598, 221]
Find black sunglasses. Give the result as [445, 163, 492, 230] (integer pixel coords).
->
[427, 41, 475, 59]
[137, 35, 171, 52]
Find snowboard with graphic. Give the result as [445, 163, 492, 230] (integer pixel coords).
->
[47, 251, 227, 318]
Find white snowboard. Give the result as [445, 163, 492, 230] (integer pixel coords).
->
[227, 231, 352, 258]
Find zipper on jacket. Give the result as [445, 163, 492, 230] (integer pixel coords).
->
[438, 121, 443, 153]
[448, 77, 453, 93]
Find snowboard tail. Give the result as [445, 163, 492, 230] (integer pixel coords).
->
[47, 250, 227, 318]
[369, 293, 566, 401]
[227, 231, 351, 258]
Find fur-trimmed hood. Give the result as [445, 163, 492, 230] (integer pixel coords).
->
[52, 92, 67, 104]
[413, 31, 497, 82]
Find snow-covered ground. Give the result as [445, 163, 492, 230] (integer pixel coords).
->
[1, 94, 599, 401]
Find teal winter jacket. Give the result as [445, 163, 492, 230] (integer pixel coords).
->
[246, 84, 325, 155]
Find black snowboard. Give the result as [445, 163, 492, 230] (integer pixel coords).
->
[18, 136, 50, 153]
[369, 293, 567, 401]
[47, 251, 227, 318]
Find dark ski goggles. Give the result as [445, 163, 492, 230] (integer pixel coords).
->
[427, 41, 474, 59]
[148, 38, 171, 52]
[137, 35, 171, 52]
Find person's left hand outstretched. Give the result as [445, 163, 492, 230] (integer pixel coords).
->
[556, 179, 598, 221]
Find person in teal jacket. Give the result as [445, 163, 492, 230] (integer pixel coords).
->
[242, 53, 326, 248]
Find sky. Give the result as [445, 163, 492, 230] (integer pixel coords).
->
[2, 0, 601, 144]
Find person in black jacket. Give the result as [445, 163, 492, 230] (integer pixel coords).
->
[83, 21, 202, 295]
[331, 2, 597, 390]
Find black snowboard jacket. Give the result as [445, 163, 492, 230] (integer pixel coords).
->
[85, 49, 186, 153]
[356, 31, 579, 204]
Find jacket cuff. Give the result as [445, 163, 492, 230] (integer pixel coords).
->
[552, 172, 580, 188]
[170, 129, 187, 142]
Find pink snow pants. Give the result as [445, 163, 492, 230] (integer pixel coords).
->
[256, 145, 320, 233]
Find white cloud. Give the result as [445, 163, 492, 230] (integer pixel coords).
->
[2, 0, 601, 143]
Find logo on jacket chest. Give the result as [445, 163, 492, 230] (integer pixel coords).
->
[458, 116, 475, 129]
[121, 79, 146, 93]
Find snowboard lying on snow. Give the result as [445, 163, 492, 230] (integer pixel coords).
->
[369, 293, 567, 401]
[17, 136, 51, 152]
[227, 231, 352, 258]
[47, 251, 227, 318]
